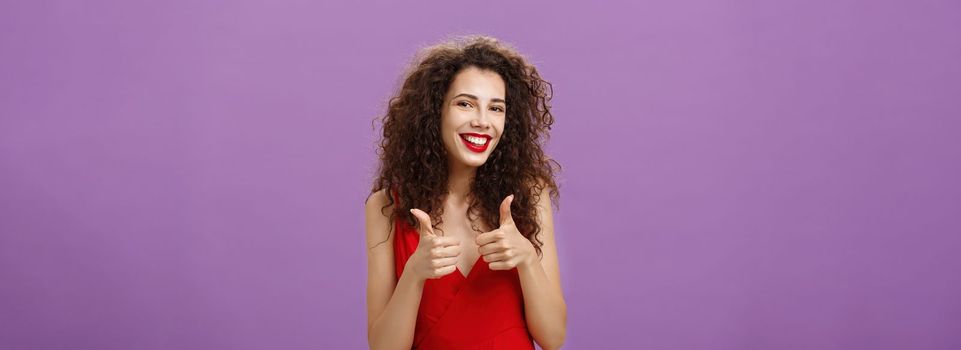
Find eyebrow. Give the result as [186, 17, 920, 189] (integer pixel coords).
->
[452, 93, 506, 104]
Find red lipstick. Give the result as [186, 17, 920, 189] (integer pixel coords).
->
[459, 133, 491, 153]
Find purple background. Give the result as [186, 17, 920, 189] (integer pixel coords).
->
[2, 0, 959, 349]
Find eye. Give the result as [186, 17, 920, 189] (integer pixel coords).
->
[457, 101, 472, 108]
[491, 106, 505, 113]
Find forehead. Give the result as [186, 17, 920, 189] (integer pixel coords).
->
[446, 66, 505, 101]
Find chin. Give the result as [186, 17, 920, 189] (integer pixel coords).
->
[447, 139, 497, 168]
[457, 154, 489, 168]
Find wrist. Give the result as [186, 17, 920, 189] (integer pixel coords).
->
[402, 257, 428, 284]
[403, 264, 427, 284]
[518, 253, 538, 270]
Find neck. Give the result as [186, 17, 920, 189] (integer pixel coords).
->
[447, 161, 476, 204]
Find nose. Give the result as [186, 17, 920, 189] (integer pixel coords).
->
[470, 108, 493, 129]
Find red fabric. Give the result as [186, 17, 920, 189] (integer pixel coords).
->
[392, 191, 535, 349]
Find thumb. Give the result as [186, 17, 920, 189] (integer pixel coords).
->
[410, 208, 435, 236]
[499, 195, 515, 226]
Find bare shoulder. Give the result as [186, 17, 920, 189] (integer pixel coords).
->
[365, 188, 392, 216]
[533, 178, 557, 213]
[531, 177, 558, 243]
[365, 188, 395, 248]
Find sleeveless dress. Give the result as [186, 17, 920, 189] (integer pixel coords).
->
[392, 191, 535, 349]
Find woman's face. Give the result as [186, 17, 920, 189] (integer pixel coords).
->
[440, 66, 507, 169]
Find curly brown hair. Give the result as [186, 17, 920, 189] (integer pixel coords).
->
[368, 34, 560, 258]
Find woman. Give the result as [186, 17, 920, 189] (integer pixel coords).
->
[365, 35, 566, 350]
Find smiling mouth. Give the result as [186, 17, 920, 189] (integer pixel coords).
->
[459, 133, 491, 153]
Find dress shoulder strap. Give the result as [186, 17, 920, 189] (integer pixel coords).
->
[390, 187, 400, 207]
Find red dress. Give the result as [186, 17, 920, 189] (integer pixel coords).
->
[392, 193, 535, 349]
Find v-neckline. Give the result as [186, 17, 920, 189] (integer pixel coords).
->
[454, 255, 484, 280]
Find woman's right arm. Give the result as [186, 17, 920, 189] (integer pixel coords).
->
[366, 190, 462, 349]
[365, 190, 422, 350]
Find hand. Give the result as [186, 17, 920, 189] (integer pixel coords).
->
[476, 195, 536, 271]
[406, 208, 462, 281]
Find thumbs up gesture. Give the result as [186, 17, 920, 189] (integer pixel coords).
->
[406, 208, 462, 281]
[476, 195, 536, 271]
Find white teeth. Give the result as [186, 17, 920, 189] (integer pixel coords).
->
[462, 135, 487, 146]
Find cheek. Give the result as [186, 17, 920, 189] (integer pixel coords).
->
[440, 111, 454, 130]
[495, 119, 507, 139]
[442, 111, 465, 130]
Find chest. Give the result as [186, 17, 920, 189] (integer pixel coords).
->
[435, 210, 493, 277]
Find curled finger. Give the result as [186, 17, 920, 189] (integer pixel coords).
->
[431, 245, 461, 258]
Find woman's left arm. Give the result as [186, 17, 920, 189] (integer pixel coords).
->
[476, 187, 567, 349]
[517, 187, 567, 350]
